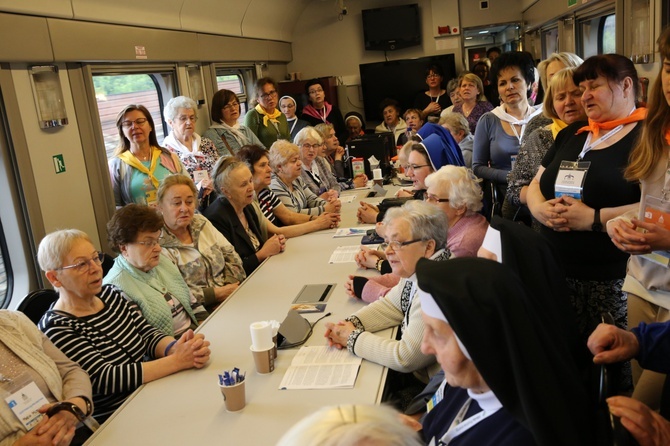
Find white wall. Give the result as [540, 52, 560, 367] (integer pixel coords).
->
[288, 0, 464, 118]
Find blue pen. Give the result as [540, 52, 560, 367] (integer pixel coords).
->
[218, 374, 224, 386]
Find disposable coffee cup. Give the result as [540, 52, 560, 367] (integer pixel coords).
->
[250, 344, 275, 374]
[372, 168, 383, 180]
[250, 321, 273, 351]
[272, 334, 278, 359]
[220, 380, 246, 412]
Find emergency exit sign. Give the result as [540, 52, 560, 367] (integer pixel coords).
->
[568, 0, 577, 6]
[53, 154, 66, 173]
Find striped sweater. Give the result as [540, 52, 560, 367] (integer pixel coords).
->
[38, 284, 166, 422]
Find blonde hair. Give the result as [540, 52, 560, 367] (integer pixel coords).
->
[276, 405, 422, 446]
[268, 139, 300, 171]
[542, 67, 578, 121]
[537, 52, 584, 91]
[157, 174, 198, 203]
[439, 112, 470, 136]
[38, 229, 92, 271]
[627, 27, 670, 181]
[459, 73, 486, 102]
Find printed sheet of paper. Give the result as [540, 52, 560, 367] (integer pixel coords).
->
[333, 226, 373, 238]
[279, 346, 362, 390]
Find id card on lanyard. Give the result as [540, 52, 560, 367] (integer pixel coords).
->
[1, 373, 49, 431]
[641, 195, 670, 267]
[555, 161, 590, 200]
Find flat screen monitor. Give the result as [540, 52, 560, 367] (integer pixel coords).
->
[346, 132, 395, 179]
[359, 54, 457, 122]
[362, 4, 421, 51]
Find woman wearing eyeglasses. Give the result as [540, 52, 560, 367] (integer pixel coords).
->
[108, 104, 187, 208]
[38, 229, 211, 423]
[413, 65, 451, 123]
[350, 166, 487, 303]
[269, 140, 341, 218]
[162, 96, 219, 210]
[244, 78, 290, 148]
[203, 89, 265, 158]
[103, 204, 208, 337]
[325, 201, 447, 386]
[301, 79, 347, 145]
[295, 127, 340, 200]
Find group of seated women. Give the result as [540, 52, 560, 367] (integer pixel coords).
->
[12, 30, 670, 445]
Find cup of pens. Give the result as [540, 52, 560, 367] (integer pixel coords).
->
[250, 321, 275, 374]
[219, 368, 246, 412]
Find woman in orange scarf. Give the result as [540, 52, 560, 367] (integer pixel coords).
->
[527, 54, 644, 351]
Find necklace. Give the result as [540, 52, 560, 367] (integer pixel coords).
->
[133, 149, 151, 161]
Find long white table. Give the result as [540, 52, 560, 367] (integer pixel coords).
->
[86, 188, 394, 445]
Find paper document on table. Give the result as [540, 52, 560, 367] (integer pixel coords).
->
[339, 194, 357, 204]
[279, 346, 362, 390]
[333, 226, 373, 238]
[329, 245, 379, 263]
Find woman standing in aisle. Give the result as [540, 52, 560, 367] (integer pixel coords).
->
[244, 78, 290, 148]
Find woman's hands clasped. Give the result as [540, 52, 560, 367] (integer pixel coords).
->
[172, 329, 211, 369]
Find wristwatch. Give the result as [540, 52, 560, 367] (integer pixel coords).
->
[46, 401, 87, 421]
[592, 208, 603, 232]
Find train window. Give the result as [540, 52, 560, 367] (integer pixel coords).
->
[92, 71, 177, 159]
[216, 70, 251, 124]
[542, 27, 559, 59]
[578, 13, 615, 58]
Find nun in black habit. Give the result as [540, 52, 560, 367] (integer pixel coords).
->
[416, 257, 596, 446]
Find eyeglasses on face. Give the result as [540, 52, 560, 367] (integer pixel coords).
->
[134, 238, 162, 248]
[121, 118, 148, 128]
[406, 164, 430, 171]
[56, 252, 105, 274]
[176, 115, 197, 123]
[308, 88, 324, 95]
[260, 90, 278, 100]
[423, 194, 450, 203]
[223, 101, 240, 111]
[426, 73, 441, 79]
[380, 239, 423, 251]
[301, 143, 321, 150]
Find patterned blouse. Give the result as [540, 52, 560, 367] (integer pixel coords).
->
[163, 133, 219, 185]
[506, 126, 554, 207]
[453, 101, 494, 135]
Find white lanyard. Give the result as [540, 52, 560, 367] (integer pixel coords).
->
[577, 125, 624, 161]
[436, 398, 500, 445]
[508, 121, 526, 144]
[319, 107, 327, 123]
[432, 93, 441, 104]
[288, 118, 298, 135]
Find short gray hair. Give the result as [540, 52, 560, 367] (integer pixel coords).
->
[276, 404, 422, 446]
[424, 166, 483, 214]
[164, 96, 198, 122]
[294, 126, 323, 147]
[38, 229, 92, 271]
[268, 139, 300, 171]
[439, 112, 470, 136]
[211, 156, 248, 195]
[383, 200, 448, 249]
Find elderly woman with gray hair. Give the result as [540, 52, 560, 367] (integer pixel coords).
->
[269, 140, 341, 217]
[350, 166, 487, 303]
[325, 200, 448, 383]
[163, 96, 218, 200]
[440, 112, 474, 168]
[295, 126, 340, 199]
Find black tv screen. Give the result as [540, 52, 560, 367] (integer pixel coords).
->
[359, 54, 457, 121]
[362, 4, 421, 51]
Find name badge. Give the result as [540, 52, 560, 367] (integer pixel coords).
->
[555, 160, 590, 200]
[641, 195, 670, 267]
[5, 382, 48, 431]
[193, 170, 209, 184]
[145, 189, 157, 205]
[510, 154, 517, 170]
[426, 379, 448, 414]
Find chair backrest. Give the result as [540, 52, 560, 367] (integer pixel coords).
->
[17, 289, 59, 325]
[101, 253, 115, 277]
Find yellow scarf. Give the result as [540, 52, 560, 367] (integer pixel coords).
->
[550, 118, 568, 139]
[576, 107, 647, 138]
[118, 146, 163, 189]
[255, 104, 281, 127]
